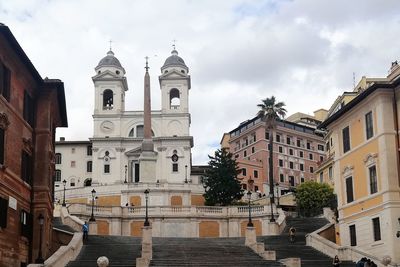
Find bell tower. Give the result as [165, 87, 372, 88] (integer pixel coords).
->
[92, 50, 128, 115]
[159, 49, 191, 114]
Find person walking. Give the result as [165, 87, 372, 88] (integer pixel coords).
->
[333, 255, 341, 267]
[82, 221, 89, 241]
[289, 226, 296, 243]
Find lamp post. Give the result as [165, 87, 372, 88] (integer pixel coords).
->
[275, 182, 280, 207]
[89, 189, 96, 222]
[124, 165, 127, 183]
[35, 213, 44, 263]
[247, 191, 253, 227]
[144, 189, 150, 226]
[184, 165, 188, 183]
[62, 179, 67, 207]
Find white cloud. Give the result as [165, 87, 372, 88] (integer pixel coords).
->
[1, 0, 400, 164]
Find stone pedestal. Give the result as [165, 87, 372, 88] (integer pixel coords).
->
[139, 151, 157, 183]
[245, 227, 256, 247]
[266, 221, 279, 235]
[89, 221, 97, 235]
[141, 226, 152, 260]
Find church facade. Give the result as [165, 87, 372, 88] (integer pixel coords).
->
[55, 48, 205, 207]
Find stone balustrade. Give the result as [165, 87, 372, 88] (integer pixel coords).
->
[69, 203, 275, 219]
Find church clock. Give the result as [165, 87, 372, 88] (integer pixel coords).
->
[100, 121, 114, 132]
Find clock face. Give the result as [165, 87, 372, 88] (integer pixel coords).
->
[100, 121, 114, 132]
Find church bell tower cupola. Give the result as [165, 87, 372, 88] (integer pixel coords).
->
[159, 49, 191, 114]
[92, 50, 129, 115]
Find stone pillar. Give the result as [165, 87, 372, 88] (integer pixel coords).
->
[245, 227, 257, 247]
[141, 226, 152, 260]
[89, 221, 97, 235]
[266, 221, 279, 235]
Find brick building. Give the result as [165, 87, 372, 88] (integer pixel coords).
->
[0, 24, 67, 266]
[225, 114, 325, 196]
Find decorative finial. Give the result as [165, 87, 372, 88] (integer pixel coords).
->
[172, 39, 177, 50]
[145, 56, 149, 72]
[109, 39, 112, 51]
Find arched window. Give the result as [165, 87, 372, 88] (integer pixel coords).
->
[55, 153, 62, 164]
[128, 128, 134, 137]
[103, 89, 114, 110]
[84, 178, 92, 187]
[55, 169, 61, 181]
[169, 88, 180, 109]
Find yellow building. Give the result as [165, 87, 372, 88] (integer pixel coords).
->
[318, 62, 400, 263]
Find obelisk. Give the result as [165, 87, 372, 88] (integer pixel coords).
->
[139, 57, 157, 183]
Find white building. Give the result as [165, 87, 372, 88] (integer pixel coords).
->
[55, 48, 205, 207]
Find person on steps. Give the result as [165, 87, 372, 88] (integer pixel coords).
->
[82, 221, 89, 241]
[289, 226, 296, 243]
[332, 255, 341, 267]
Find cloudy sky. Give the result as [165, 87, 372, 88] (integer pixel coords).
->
[1, 0, 400, 164]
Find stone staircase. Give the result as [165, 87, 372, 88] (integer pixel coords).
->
[258, 217, 355, 267]
[66, 235, 142, 267]
[53, 217, 76, 233]
[150, 237, 281, 266]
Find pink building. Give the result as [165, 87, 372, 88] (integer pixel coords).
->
[226, 116, 325, 195]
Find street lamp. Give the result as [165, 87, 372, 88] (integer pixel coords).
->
[185, 165, 188, 183]
[89, 189, 96, 222]
[275, 182, 280, 207]
[35, 214, 44, 263]
[62, 179, 67, 207]
[144, 189, 150, 226]
[124, 165, 127, 183]
[247, 191, 253, 227]
[269, 191, 275, 222]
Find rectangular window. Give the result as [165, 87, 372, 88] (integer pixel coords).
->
[320, 156, 324, 162]
[286, 137, 291, 145]
[254, 185, 259, 191]
[0, 196, 8, 228]
[71, 161, 76, 167]
[243, 150, 247, 157]
[253, 134, 256, 142]
[309, 153, 313, 160]
[55, 153, 61, 164]
[299, 151, 304, 158]
[23, 91, 34, 127]
[372, 217, 381, 241]
[329, 166, 333, 179]
[317, 144, 324, 151]
[289, 176, 295, 186]
[280, 173, 284, 182]
[87, 161, 92, 173]
[265, 132, 269, 140]
[21, 151, 32, 185]
[104, 164, 110, 173]
[55, 169, 61, 181]
[0, 128, 4, 165]
[289, 161, 294, 169]
[172, 163, 178, 172]
[349, 225, 357, 246]
[87, 145, 92, 156]
[254, 170, 258, 178]
[279, 146, 283, 153]
[279, 159, 283, 167]
[310, 166, 314, 173]
[300, 164, 304, 171]
[20, 210, 32, 239]
[276, 134, 281, 143]
[307, 142, 311, 150]
[297, 139, 301, 147]
[346, 176, 354, 203]
[0, 62, 11, 101]
[342, 126, 351, 153]
[365, 111, 374, 140]
[289, 149, 293, 156]
[301, 177, 305, 183]
[369, 165, 378, 194]
[242, 168, 247, 176]
[251, 147, 255, 153]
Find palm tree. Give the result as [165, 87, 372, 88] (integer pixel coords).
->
[257, 96, 286, 222]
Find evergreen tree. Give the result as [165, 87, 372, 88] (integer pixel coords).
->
[203, 148, 243, 206]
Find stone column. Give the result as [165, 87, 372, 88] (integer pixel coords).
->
[245, 226, 257, 247]
[141, 226, 152, 260]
